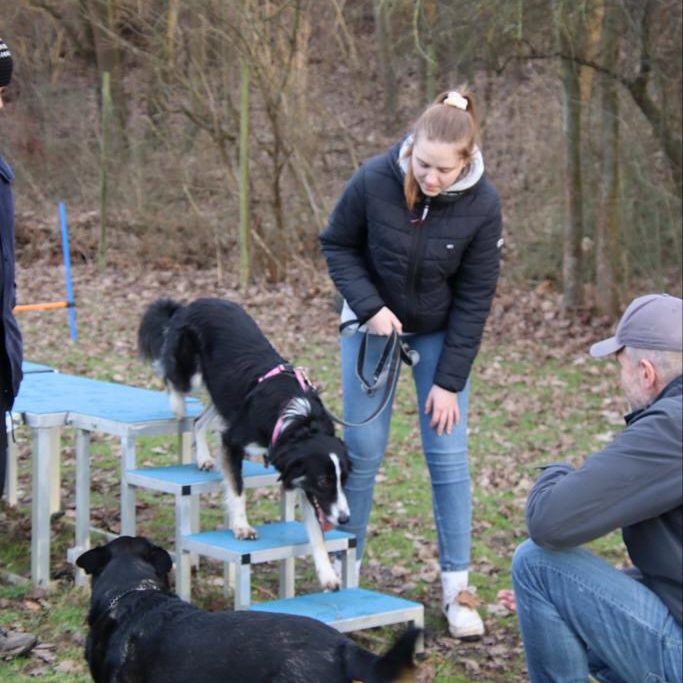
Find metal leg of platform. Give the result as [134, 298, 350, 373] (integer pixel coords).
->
[72, 429, 91, 587]
[178, 429, 199, 568]
[233, 559, 252, 610]
[120, 434, 137, 536]
[31, 427, 56, 587]
[279, 488, 297, 599]
[341, 543, 358, 589]
[5, 415, 17, 505]
[413, 612, 425, 654]
[175, 491, 193, 601]
[48, 427, 61, 515]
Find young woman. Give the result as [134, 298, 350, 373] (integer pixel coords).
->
[320, 89, 502, 639]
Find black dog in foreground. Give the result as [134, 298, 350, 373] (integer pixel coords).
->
[138, 297, 351, 590]
[77, 537, 420, 683]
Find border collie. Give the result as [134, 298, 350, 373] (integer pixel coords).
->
[138, 297, 351, 590]
[77, 536, 420, 683]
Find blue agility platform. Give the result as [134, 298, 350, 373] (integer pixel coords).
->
[125, 460, 285, 600]
[183, 522, 355, 563]
[125, 461, 278, 496]
[13, 371, 202, 428]
[22, 361, 56, 374]
[250, 587, 424, 651]
[4, 362, 57, 504]
[11, 370, 203, 587]
[182, 522, 356, 609]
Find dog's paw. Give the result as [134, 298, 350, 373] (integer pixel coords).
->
[233, 526, 258, 540]
[319, 568, 341, 592]
[196, 453, 215, 471]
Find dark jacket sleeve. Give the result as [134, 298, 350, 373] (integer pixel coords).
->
[0, 155, 23, 408]
[525, 405, 683, 549]
[434, 197, 502, 391]
[319, 167, 385, 324]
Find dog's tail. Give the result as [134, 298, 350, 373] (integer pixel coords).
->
[343, 627, 421, 683]
[138, 298, 183, 363]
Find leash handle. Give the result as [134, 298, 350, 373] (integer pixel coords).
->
[326, 325, 420, 428]
[355, 329, 399, 396]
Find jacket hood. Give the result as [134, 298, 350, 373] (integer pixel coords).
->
[396, 135, 485, 194]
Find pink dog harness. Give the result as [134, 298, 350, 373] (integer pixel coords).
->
[257, 364, 311, 446]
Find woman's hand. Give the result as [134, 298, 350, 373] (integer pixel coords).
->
[497, 589, 516, 613]
[425, 384, 460, 436]
[366, 307, 403, 336]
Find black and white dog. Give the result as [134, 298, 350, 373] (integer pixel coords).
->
[138, 297, 351, 590]
[77, 537, 420, 683]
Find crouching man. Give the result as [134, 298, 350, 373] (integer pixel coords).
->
[512, 294, 682, 683]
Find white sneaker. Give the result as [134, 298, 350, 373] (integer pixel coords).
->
[443, 588, 485, 640]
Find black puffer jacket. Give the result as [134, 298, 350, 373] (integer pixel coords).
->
[320, 142, 502, 392]
[0, 153, 23, 409]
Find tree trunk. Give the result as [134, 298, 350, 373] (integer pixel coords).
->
[373, 0, 397, 135]
[626, 0, 682, 199]
[165, 0, 180, 67]
[595, 2, 620, 317]
[239, 58, 251, 293]
[86, 0, 126, 146]
[98, 70, 112, 270]
[555, 0, 584, 310]
[422, 0, 439, 103]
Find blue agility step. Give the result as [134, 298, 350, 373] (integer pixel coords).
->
[181, 522, 358, 610]
[182, 521, 355, 564]
[126, 461, 279, 495]
[22, 361, 56, 374]
[250, 587, 424, 645]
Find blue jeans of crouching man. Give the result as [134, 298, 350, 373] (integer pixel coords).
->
[512, 539, 683, 683]
[340, 329, 472, 572]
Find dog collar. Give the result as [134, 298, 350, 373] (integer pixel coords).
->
[106, 579, 162, 613]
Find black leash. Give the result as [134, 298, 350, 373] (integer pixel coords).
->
[326, 323, 419, 428]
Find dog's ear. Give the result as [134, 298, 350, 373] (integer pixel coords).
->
[146, 544, 173, 579]
[279, 456, 307, 488]
[76, 546, 111, 576]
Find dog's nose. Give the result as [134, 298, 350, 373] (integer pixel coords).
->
[337, 512, 349, 525]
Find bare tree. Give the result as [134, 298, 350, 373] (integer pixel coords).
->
[595, 1, 621, 316]
[373, 0, 398, 135]
[554, 0, 586, 309]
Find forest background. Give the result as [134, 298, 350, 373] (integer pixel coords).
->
[0, 1, 681, 682]
[2, 0, 681, 307]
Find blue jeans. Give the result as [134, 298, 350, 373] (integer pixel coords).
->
[340, 330, 471, 571]
[512, 540, 683, 683]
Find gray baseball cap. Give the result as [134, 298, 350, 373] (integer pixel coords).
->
[590, 293, 683, 357]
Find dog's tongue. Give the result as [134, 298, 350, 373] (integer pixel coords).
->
[317, 506, 333, 532]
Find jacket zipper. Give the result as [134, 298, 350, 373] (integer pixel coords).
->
[405, 198, 431, 329]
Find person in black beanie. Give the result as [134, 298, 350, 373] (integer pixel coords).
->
[0, 36, 36, 658]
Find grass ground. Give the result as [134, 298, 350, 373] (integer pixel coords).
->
[0, 263, 629, 681]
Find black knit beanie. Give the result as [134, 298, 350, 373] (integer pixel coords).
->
[0, 38, 13, 88]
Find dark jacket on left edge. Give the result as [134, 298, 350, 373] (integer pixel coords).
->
[0, 153, 23, 409]
[526, 376, 683, 625]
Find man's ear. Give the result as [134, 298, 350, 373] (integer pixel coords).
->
[639, 358, 658, 390]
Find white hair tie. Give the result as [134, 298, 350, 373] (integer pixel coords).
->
[443, 91, 468, 111]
